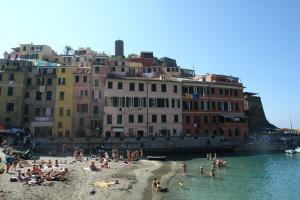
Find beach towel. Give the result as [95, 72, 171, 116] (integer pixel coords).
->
[94, 181, 117, 188]
[83, 167, 91, 171]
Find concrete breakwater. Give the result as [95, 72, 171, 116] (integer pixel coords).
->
[31, 136, 234, 155]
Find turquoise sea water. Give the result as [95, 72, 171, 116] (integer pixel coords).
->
[163, 153, 300, 200]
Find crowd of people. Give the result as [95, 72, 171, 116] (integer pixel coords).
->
[180, 153, 227, 179]
[73, 148, 144, 172]
[6, 158, 70, 186]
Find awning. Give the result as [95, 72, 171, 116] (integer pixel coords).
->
[31, 121, 53, 127]
[219, 113, 246, 121]
[112, 127, 124, 132]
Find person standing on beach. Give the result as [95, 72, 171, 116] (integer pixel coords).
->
[200, 164, 204, 175]
[5, 154, 13, 173]
[182, 162, 188, 175]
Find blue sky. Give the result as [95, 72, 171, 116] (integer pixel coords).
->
[0, 0, 299, 128]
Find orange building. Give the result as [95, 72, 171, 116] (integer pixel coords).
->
[182, 74, 248, 141]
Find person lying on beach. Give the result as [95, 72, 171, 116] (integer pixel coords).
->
[90, 162, 100, 171]
[31, 166, 43, 176]
[101, 161, 111, 169]
[18, 159, 30, 168]
[52, 168, 69, 181]
[94, 180, 119, 188]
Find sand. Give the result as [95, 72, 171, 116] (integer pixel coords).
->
[0, 149, 177, 200]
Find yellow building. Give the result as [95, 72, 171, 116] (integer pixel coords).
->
[53, 66, 74, 137]
[0, 60, 30, 127]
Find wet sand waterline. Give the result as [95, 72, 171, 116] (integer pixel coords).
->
[143, 161, 178, 200]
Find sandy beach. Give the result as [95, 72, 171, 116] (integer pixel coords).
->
[0, 149, 177, 200]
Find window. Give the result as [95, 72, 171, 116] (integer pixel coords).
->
[58, 122, 63, 128]
[234, 90, 238, 96]
[58, 78, 66, 85]
[7, 87, 13, 96]
[161, 84, 167, 92]
[204, 116, 209, 123]
[174, 115, 178, 123]
[138, 115, 143, 123]
[212, 102, 216, 110]
[0, 87, 1, 96]
[235, 129, 240, 136]
[225, 89, 229, 96]
[59, 107, 64, 117]
[93, 106, 99, 114]
[0, 73, 2, 81]
[75, 76, 80, 82]
[6, 103, 14, 112]
[108, 82, 113, 89]
[94, 79, 99, 87]
[117, 115, 122, 124]
[211, 88, 215, 94]
[77, 104, 88, 112]
[65, 130, 70, 137]
[66, 109, 71, 116]
[107, 115, 112, 124]
[235, 102, 240, 111]
[79, 118, 84, 127]
[152, 115, 157, 123]
[95, 67, 100, 73]
[47, 78, 52, 85]
[212, 116, 217, 123]
[24, 105, 29, 115]
[174, 85, 177, 93]
[35, 108, 41, 116]
[61, 68, 66, 73]
[118, 82, 123, 89]
[161, 115, 167, 123]
[129, 115, 134, 123]
[193, 101, 198, 110]
[35, 91, 42, 100]
[139, 83, 144, 91]
[59, 91, 65, 100]
[129, 83, 135, 91]
[46, 91, 52, 100]
[25, 92, 30, 98]
[83, 76, 88, 83]
[219, 88, 223, 95]
[8, 73, 14, 81]
[37, 77, 44, 85]
[151, 84, 156, 92]
[186, 116, 190, 123]
[27, 78, 32, 85]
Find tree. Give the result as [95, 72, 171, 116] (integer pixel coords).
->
[63, 46, 73, 55]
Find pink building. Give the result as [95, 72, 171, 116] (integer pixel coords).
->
[103, 76, 182, 137]
[72, 67, 92, 137]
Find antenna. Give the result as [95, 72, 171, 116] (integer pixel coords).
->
[290, 115, 293, 130]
